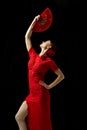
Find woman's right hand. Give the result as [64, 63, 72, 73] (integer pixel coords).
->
[25, 15, 40, 39]
[33, 15, 40, 22]
[31, 15, 40, 29]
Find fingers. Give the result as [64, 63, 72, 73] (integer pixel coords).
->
[39, 80, 44, 85]
[39, 81, 49, 89]
[31, 15, 40, 30]
[39, 80, 48, 88]
[34, 15, 40, 21]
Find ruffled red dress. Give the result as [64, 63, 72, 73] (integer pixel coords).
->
[25, 47, 58, 130]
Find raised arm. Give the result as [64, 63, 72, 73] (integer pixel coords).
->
[25, 15, 40, 51]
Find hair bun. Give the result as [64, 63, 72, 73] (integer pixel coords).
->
[47, 49, 55, 57]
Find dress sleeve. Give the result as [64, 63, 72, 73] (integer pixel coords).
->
[49, 60, 59, 72]
[28, 47, 37, 58]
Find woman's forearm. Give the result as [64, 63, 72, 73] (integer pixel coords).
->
[25, 15, 40, 38]
[25, 21, 34, 38]
[25, 15, 40, 51]
[39, 74, 65, 90]
[48, 74, 65, 89]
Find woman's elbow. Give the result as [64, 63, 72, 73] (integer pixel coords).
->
[60, 73, 65, 81]
[25, 35, 28, 40]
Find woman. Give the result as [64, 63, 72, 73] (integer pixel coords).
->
[15, 15, 65, 130]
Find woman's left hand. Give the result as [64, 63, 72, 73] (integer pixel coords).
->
[39, 80, 49, 89]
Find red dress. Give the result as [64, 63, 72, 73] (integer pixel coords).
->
[25, 47, 58, 130]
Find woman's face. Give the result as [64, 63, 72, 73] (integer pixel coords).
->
[40, 40, 52, 50]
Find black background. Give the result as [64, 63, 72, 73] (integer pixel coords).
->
[1, 0, 80, 130]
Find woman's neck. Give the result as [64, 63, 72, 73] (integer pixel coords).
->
[39, 48, 49, 56]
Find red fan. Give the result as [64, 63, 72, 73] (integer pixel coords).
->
[33, 8, 53, 32]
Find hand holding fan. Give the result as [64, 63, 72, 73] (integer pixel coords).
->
[33, 8, 53, 32]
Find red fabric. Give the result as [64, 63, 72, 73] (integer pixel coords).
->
[25, 47, 58, 130]
[47, 49, 56, 57]
[33, 8, 53, 32]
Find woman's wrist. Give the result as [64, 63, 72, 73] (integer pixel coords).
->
[31, 15, 40, 30]
[47, 84, 53, 89]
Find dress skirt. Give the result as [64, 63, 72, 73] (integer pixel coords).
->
[25, 95, 52, 130]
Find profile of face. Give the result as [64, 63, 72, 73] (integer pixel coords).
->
[40, 40, 52, 50]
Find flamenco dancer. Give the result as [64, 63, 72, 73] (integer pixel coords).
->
[15, 9, 65, 130]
